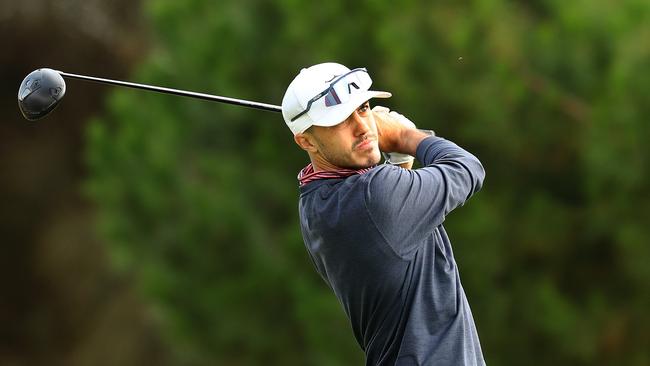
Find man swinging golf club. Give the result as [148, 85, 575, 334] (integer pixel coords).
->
[282, 62, 486, 365]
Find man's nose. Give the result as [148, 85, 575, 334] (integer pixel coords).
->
[352, 112, 370, 135]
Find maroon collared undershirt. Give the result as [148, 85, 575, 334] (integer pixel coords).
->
[298, 163, 374, 186]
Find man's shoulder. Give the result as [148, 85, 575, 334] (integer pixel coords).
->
[339, 165, 406, 196]
[361, 164, 413, 191]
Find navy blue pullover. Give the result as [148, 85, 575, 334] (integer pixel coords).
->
[298, 136, 486, 365]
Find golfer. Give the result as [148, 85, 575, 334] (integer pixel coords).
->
[282, 62, 486, 365]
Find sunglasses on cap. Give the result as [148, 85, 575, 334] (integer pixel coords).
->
[290, 68, 371, 122]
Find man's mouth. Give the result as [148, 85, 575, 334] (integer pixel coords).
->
[354, 136, 376, 150]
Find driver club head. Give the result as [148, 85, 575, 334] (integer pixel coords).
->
[18, 68, 66, 121]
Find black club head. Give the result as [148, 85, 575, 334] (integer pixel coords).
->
[18, 68, 66, 121]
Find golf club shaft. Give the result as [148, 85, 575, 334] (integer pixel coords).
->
[57, 71, 282, 113]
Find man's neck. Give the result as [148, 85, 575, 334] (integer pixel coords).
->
[309, 154, 339, 172]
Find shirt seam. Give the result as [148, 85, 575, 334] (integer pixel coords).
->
[362, 169, 412, 262]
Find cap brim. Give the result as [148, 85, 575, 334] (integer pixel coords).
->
[310, 90, 392, 128]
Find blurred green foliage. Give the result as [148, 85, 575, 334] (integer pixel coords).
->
[85, 0, 650, 365]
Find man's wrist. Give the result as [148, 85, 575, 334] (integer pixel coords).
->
[396, 129, 434, 156]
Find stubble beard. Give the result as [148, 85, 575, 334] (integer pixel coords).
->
[321, 142, 380, 170]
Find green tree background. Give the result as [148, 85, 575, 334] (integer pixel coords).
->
[83, 0, 649, 365]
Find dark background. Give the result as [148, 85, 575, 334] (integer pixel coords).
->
[1, 1, 649, 365]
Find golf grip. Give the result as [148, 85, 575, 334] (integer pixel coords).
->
[57, 71, 282, 113]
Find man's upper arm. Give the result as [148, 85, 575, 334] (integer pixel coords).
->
[364, 137, 485, 257]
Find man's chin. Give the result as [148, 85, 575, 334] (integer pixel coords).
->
[350, 151, 381, 169]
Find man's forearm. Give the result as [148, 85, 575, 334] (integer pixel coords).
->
[394, 129, 434, 156]
[396, 160, 414, 169]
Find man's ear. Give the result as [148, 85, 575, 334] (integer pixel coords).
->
[294, 132, 318, 152]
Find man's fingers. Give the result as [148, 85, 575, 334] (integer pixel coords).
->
[372, 105, 390, 113]
[389, 111, 416, 129]
[374, 107, 415, 129]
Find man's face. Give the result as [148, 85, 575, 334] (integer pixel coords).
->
[297, 101, 381, 170]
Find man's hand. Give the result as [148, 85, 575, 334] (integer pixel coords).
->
[373, 106, 416, 168]
[373, 106, 408, 153]
[373, 106, 431, 158]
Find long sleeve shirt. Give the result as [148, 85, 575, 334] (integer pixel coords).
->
[298, 136, 486, 365]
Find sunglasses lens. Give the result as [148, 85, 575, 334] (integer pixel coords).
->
[324, 88, 342, 107]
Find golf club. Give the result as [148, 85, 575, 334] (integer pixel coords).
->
[17, 68, 282, 121]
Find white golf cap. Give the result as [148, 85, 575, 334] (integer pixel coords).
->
[282, 62, 391, 135]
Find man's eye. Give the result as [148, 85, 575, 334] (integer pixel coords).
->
[358, 103, 369, 113]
